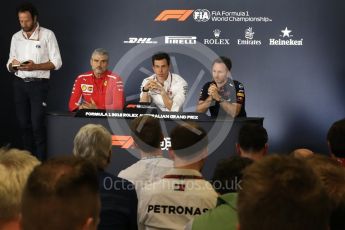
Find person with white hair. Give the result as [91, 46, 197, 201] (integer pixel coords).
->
[73, 124, 138, 230]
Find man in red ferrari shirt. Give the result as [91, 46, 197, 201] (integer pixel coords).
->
[69, 48, 124, 111]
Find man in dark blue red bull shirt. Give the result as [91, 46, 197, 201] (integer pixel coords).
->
[196, 56, 246, 118]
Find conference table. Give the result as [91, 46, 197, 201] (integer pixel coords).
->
[47, 109, 263, 179]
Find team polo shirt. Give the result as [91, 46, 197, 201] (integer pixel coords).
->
[69, 70, 124, 111]
[6, 23, 62, 79]
[118, 156, 173, 195]
[140, 73, 188, 112]
[199, 79, 246, 118]
[138, 168, 218, 230]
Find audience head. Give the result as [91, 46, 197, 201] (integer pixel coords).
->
[21, 156, 100, 230]
[130, 115, 163, 155]
[291, 148, 314, 159]
[305, 154, 345, 230]
[0, 148, 40, 229]
[73, 124, 112, 170]
[211, 156, 253, 194]
[237, 155, 331, 230]
[327, 119, 345, 159]
[237, 123, 268, 161]
[170, 122, 208, 167]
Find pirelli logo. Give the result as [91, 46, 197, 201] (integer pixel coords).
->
[165, 36, 197, 45]
[112, 135, 134, 148]
[155, 10, 194, 21]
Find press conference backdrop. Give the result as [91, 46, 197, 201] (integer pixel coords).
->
[1, 0, 345, 154]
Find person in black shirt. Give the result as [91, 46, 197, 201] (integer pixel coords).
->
[196, 56, 246, 118]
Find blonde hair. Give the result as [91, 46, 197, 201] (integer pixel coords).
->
[0, 148, 40, 220]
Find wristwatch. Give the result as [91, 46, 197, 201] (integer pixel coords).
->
[142, 87, 149, 92]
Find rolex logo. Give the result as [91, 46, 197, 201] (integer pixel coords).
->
[213, 29, 221, 38]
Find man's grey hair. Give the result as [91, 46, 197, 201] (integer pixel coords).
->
[91, 48, 109, 59]
[73, 124, 112, 170]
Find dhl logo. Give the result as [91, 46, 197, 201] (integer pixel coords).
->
[155, 10, 193, 21]
[112, 135, 134, 149]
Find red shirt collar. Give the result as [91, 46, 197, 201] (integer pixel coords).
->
[92, 70, 109, 79]
[336, 157, 345, 167]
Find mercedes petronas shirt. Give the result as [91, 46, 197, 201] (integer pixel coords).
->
[69, 70, 124, 111]
[138, 168, 218, 230]
[118, 156, 173, 195]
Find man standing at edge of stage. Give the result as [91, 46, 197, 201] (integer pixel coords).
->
[7, 2, 62, 161]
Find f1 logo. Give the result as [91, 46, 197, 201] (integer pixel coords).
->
[126, 104, 137, 108]
[155, 10, 194, 21]
[112, 135, 134, 149]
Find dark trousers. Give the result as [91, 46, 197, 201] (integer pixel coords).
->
[13, 77, 49, 161]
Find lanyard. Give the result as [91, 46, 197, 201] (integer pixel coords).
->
[141, 156, 164, 160]
[163, 174, 203, 180]
[22, 26, 40, 41]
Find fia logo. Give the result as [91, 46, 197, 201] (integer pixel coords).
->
[193, 9, 211, 22]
